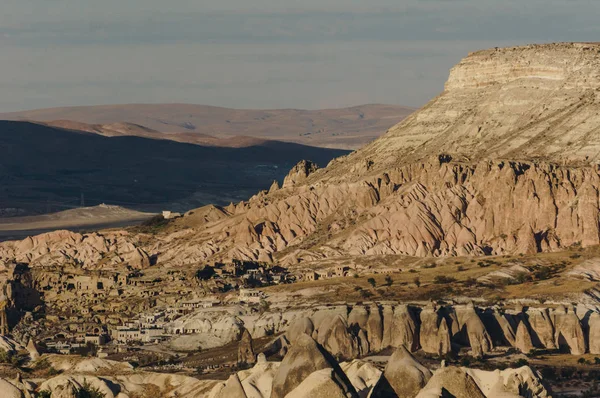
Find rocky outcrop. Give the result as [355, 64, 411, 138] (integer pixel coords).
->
[553, 306, 586, 355]
[340, 360, 382, 397]
[0, 230, 149, 270]
[0, 378, 26, 398]
[416, 366, 486, 398]
[466, 366, 551, 398]
[285, 368, 352, 398]
[389, 304, 419, 352]
[270, 334, 357, 398]
[366, 306, 384, 352]
[26, 338, 40, 361]
[525, 308, 556, 349]
[419, 304, 451, 356]
[238, 328, 256, 365]
[214, 374, 247, 398]
[282, 160, 319, 189]
[370, 346, 432, 398]
[458, 304, 493, 357]
[588, 312, 600, 354]
[514, 320, 535, 354]
[286, 317, 314, 343]
[318, 315, 359, 361]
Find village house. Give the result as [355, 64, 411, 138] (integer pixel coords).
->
[305, 271, 318, 281]
[238, 288, 264, 304]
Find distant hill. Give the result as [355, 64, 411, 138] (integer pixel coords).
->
[0, 121, 349, 215]
[0, 103, 414, 149]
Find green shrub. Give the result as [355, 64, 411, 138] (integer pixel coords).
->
[367, 278, 376, 288]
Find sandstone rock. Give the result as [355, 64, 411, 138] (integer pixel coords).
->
[515, 320, 535, 354]
[239, 357, 280, 398]
[238, 328, 256, 365]
[282, 160, 319, 188]
[389, 304, 419, 351]
[340, 359, 382, 396]
[215, 374, 248, 398]
[460, 305, 493, 357]
[381, 305, 394, 348]
[357, 328, 370, 357]
[38, 376, 116, 398]
[415, 366, 485, 398]
[270, 334, 357, 398]
[525, 308, 556, 349]
[370, 346, 432, 398]
[553, 306, 586, 355]
[366, 305, 384, 352]
[320, 314, 359, 360]
[286, 317, 314, 343]
[348, 305, 369, 330]
[26, 338, 40, 361]
[588, 312, 600, 354]
[419, 305, 451, 356]
[465, 366, 551, 398]
[0, 378, 24, 398]
[285, 368, 350, 398]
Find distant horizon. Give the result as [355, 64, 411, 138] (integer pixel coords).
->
[1, 102, 417, 115]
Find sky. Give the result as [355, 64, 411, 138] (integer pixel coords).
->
[1, 0, 599, 112]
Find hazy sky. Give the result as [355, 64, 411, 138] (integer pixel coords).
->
[1, 0, 599, 112]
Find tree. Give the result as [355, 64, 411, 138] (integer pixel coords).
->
[78, 380, 106, 398]
[413, 277, 421, 287]
[384, 275, 393, 286]
[367, 278, 376, 288]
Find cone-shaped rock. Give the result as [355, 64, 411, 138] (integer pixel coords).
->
[215, 374, 248, 398]
[26, 338, 40, 361]
[286, 317, 314, 344]
[463, 305, 493, 357]
[370, 345, 432, 398]
[270, 333, 358, 398]
[515, 321, 534, 354]
[285, 368, 352, 398]
[416, 366, 486, 398]
[238, 328, 256, 365]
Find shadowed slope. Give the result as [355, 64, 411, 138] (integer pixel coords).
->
[0, 121, 348, 214]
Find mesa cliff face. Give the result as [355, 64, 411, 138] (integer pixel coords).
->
[2, 43, 600, 267]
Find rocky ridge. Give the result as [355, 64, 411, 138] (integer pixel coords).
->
[2, 44, 600, 266]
